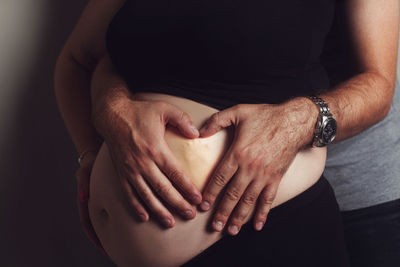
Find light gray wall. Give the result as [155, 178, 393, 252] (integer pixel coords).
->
[0, 1, 399, 267]
[0, 1, 113, 266]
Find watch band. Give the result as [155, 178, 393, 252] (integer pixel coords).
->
[308, 96, 337, 147]
[308, 96, 331, 116]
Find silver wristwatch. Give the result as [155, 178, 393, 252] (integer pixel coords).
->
[308, 96, 337, 147]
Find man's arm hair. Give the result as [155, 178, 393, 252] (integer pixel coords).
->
[318, 0, 399, 142]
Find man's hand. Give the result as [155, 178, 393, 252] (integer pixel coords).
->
[198, 99, 317, 235]
[75, 150, 108, 257]
[92, 95, 203, 228]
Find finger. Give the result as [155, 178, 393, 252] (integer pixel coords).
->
[76, 167, 104, 250]
[227, 180, 264, 235]
[200, 151, 238, 212]
[76, 167, 90, 202]
[76, 196, 103, 250]
[211, 168, 250, 233]
[128, 173, 176, 228]
[253, 181, 280, 231]
[162, 103, 199, 138]
[119, 173, 150, 222]
[141, 161, 197, 220]
[156, 146, 202, 205]
[198, 107, 237, 137]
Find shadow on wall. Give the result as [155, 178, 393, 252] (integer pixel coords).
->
[1, 1, 113, 267]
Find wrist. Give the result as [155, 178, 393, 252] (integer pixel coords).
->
[91, 87, 132, 135]
[282, 97, 319, 149]
[306, 96, 338, 147]
[78, 148, 99, 167]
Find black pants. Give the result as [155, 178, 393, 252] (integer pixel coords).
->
[183, 176, 350, 267]
[341, 198, 400, 267]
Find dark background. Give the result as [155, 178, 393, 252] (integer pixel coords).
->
[0, 1, 399, 267]
[0, 1, 113, 266]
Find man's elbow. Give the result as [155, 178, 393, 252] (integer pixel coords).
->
[377, 73, 396, 121]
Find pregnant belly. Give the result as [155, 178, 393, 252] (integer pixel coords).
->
[88, 92, 327, 267]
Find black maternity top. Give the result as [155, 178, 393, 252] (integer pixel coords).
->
[106, 0, 336, 110]
[105, 2, 351, 266]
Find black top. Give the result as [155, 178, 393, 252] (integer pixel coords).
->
[106, 0, 336, 110]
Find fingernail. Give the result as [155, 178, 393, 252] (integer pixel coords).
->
[80, 192, 86, 202]
[213, 220, 224, 231]
[163, 218, 172, 227]
[190, 125, 199, 136]
[255, 221, 264, 231]
[229, 225, 239, 235]
[200, 201, 210, 211]
[191, 195, 201, 204]
[184, 210, 194, 218]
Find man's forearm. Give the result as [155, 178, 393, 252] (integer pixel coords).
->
[292, 70, 396, 147]
[90, 54, 132, 115]
[320, 71, 395, 142]
[54, 50, 103, 155]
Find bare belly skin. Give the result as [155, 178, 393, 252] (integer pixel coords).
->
[88, 92, 327, 267]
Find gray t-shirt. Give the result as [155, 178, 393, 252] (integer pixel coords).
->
[320, 1, 400, 211]
[324, 80, 400, 211]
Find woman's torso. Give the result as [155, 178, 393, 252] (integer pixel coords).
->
[90, 2, 335, 265]
[106, 0, 336, 110]
[89, 93, 327, 267]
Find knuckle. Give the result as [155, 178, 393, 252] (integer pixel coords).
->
[144, 145, 159, 159]
[127, 174, 140, 185]
[122, 158, 136, 173]
[233, 147, 248, 161]
[267, 172, 281, 182]
[155, 183, 171, 196]
[180, 111, 190, 123]
[213, 173, 228, 187]
[262, 167, 270, 177]
[154, 100, 168, 110]
[273, 174, 283, 183]
[166, 167, 183, 181]
[203, 190, 217, 202]
[232, 104, 242, 113]
[242, 192, 258, 206]
[248, 159, 262, 169]
[225, 188, 242, 202]
[210, 112, 220, 124]
[261, 193, 275, 205]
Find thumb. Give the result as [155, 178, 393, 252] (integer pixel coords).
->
[199, 108, 236, 137]
[163, 104, 199, 139]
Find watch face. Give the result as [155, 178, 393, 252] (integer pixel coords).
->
[322, 118, 337, 144]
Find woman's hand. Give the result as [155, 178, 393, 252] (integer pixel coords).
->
[198, 98, 317, 235]
[92, 94, 203, 228]
[75, 150, 108, 257]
